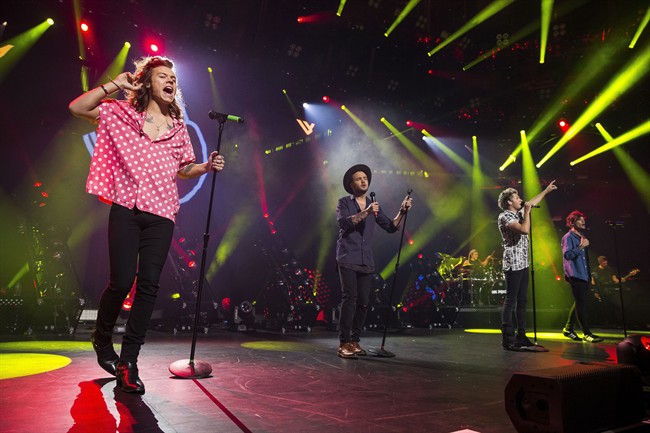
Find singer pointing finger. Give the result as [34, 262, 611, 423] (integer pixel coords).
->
[69, 56, 225, 394]
[496, 180, 556, 351]
[335, 164, 412, 358]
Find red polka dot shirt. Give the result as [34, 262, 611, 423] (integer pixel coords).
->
[86, 100, 196, 223]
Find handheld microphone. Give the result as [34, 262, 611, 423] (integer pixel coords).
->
[523, 201, 540, 208]
[369, 192, 378, 217]
[605, 220, 624, 227]
[208, 111, 244, 123]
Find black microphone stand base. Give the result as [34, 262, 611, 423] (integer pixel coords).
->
[169, 359, 213, 379]
[522, 345, 549, 353]
[367, 347, 396, 357]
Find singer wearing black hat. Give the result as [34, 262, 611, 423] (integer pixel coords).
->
[496, 181, 556, 351]
[335, 164, 412, 358]
[561, 210, 603, 343]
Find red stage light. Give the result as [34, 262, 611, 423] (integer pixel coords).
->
[80, 21, 89, 32]
[322, 95, 330, 103]
[558, 118, 570, 131]
[297, 16, 304, 23]
[150, 43, 159, 53]
[406, 120, 413, 127]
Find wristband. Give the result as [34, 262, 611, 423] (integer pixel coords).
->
[100, 84, 109, 95]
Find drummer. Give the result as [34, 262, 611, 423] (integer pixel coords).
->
[462, 249, 495, 305]
[462, 249, 494, 271]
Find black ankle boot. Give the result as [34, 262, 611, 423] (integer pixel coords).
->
[501, 324, 522, 351]
[116, 361, 145, 394]
[91, 331, 119, 376]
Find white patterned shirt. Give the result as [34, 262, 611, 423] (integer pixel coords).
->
[86, 100, 195, 222]
[498, 210, 529, 272]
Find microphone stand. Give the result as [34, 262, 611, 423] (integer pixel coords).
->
[529, 211, 538, 343]
[609, 222, 628, 338]
[169, 116, 228, 378]
[527, 209, 547, 352]
[369, 189, 412, 358]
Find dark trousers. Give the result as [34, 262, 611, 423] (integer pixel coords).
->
[95, 204, 174, 363]
[565, 277, 591, 334]
[502, 268, 529, 336]
[338, 266, 372, 343]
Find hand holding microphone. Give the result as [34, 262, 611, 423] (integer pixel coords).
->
[369, 192, 379, 217]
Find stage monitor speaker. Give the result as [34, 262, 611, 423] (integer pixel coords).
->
[505, 362, 644, 433]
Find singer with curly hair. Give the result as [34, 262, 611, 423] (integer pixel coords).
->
[69, 56, 225, 393]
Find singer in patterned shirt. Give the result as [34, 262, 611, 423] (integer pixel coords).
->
[497, 181, 556, 351]
[69, 56, 225, 393]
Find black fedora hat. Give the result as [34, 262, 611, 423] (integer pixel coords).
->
[343, 164, 372, 194]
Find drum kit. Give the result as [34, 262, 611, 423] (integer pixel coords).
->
[434, 252, 506, 306]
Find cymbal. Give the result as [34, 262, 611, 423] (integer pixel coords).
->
[442, 257, 463, 267]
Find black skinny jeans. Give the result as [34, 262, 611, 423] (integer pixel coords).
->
[501, 268, 529, 336]
[95, 204, 174, 363]
[565, 277, 591, 334]
[338, 266, 372, 343]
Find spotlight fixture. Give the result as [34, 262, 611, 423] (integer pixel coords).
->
[322, 95, 330, 103]
[80, 21, 89, 32]
[558, 118, 570, 131]
[496, 33, 509, 47]
[287, 43, 302, 58]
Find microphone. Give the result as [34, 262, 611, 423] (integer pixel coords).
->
[605, 220, 624, 227]
[369, 192, 378, 217]
[523, 201, 540, 208]
[208, 111, 244, 123]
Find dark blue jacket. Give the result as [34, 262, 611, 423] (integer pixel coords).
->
[562, 230, 589, 282]
[336, 195, 398, 271]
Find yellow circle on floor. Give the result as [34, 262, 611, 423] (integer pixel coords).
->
[241, 341, 318, 351]
[0, 353, 71, 380]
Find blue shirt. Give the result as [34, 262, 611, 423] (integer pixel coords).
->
[336, 195, 398, 272]
[562, 230, 589, 282]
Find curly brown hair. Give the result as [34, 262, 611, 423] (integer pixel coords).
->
[126, 56, 184, 119]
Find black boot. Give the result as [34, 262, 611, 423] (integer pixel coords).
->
[116, 361, 145, 394]
[91, 331, 119, 376]
[501, 324, 522, 351]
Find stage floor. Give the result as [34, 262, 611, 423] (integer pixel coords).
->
[1, 327, 649, 433]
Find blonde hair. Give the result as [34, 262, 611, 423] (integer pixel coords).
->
[498, 188, 518, 210]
